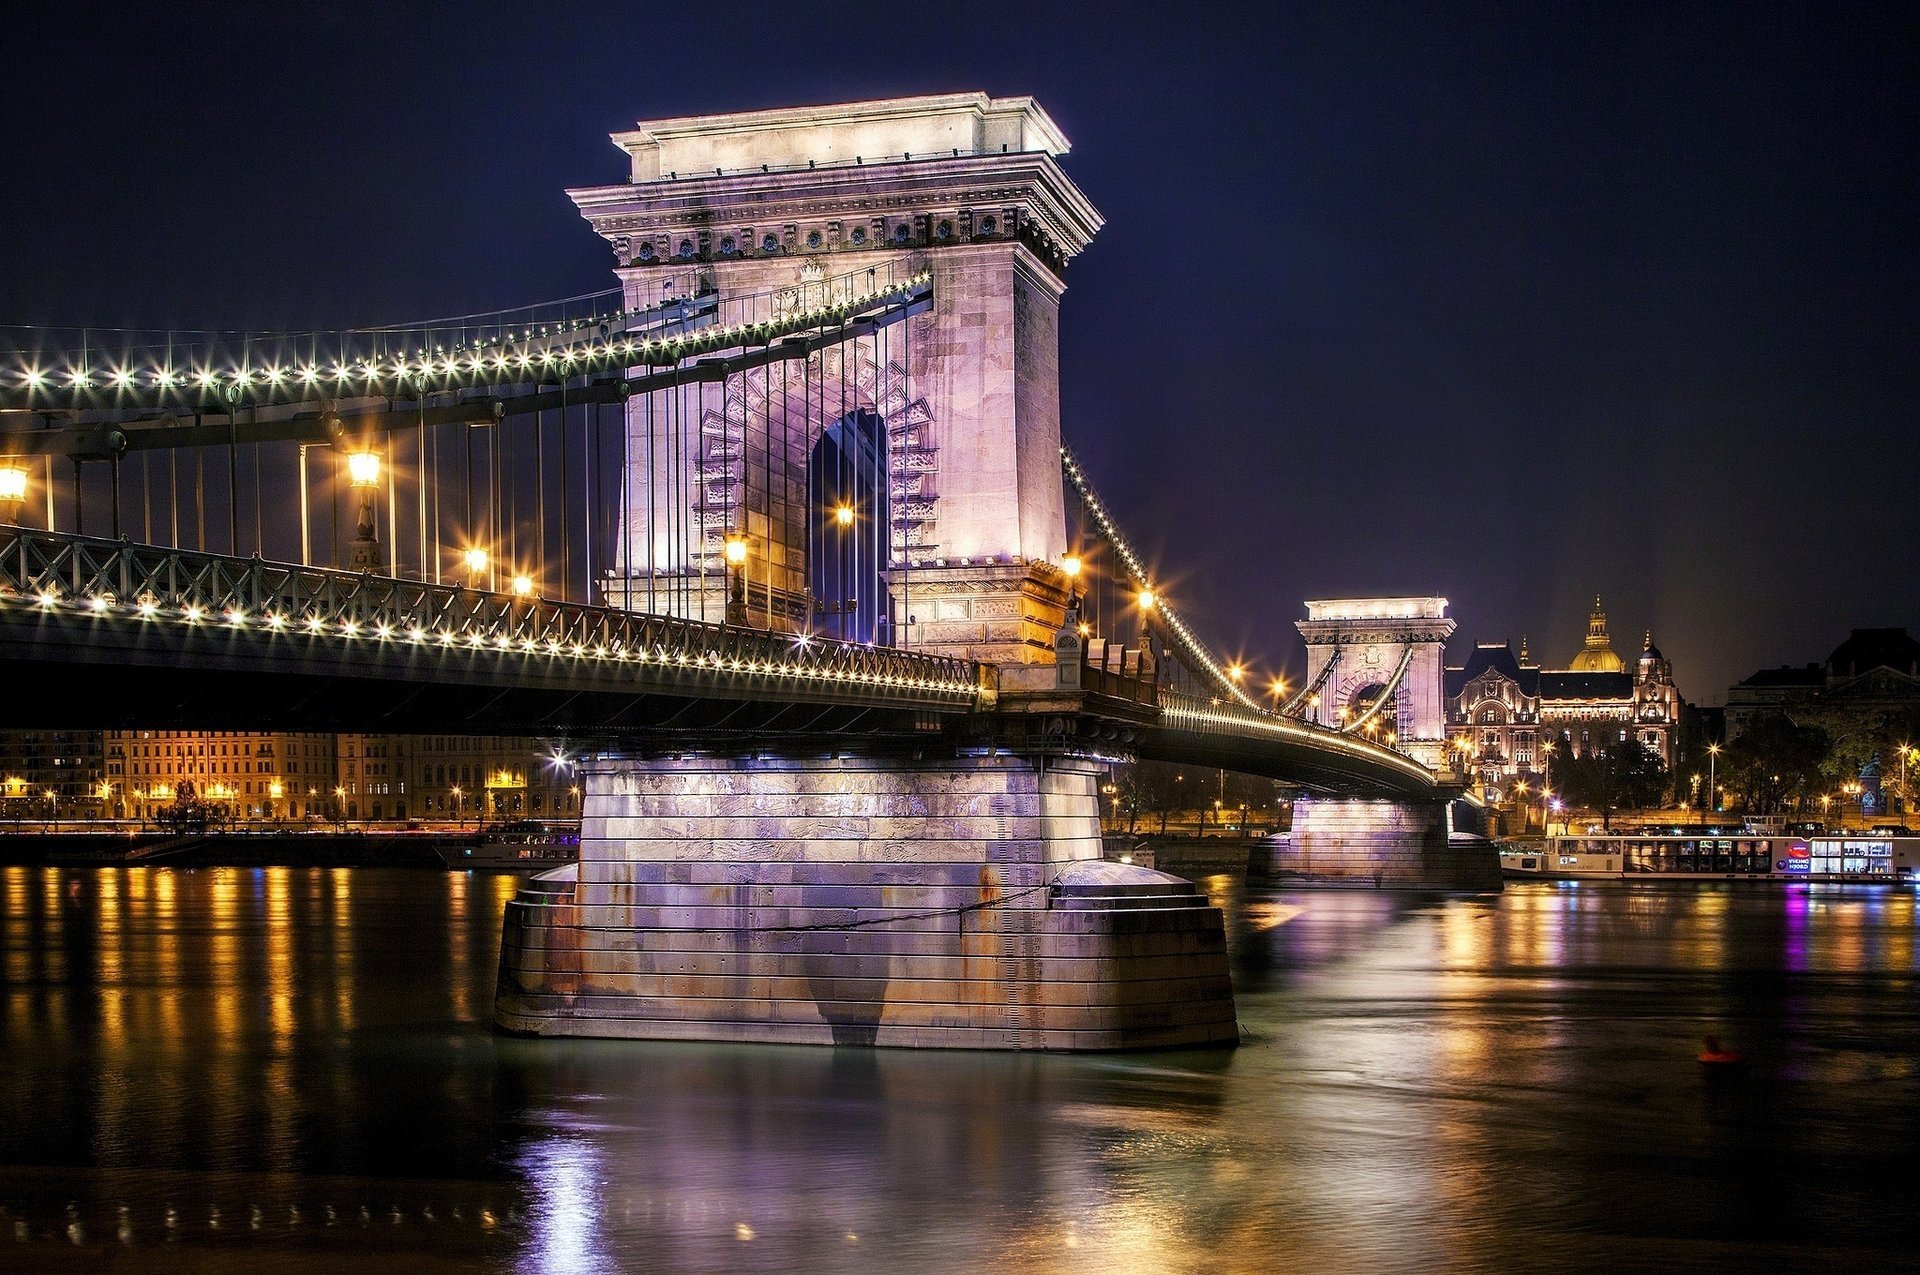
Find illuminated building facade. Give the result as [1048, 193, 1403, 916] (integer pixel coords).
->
[0, 731, 105, 821]
[1445, 598, 1680, 800]
[106, 730, 337, 821]
[1, 730, 584, 825]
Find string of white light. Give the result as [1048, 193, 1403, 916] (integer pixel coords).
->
[1059, 446, 1266, 713]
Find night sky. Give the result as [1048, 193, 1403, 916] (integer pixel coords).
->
[2, 2, 1914, 703]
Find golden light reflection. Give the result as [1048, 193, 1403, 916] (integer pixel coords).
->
[154, 869, 181, 1044]
[1243, 901, 1304, 932]
[210, 870, 241, 1043]
[448, 870, 471, 1022]
[330, 868, 355, 1030]
[266, 868, 294, 1042]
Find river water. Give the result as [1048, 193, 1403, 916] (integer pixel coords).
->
[0, 865, 1916, 1273]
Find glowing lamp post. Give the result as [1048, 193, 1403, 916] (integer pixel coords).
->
[345, 448, 384, 572]
[510, 574, 535, 599]
[723, 532, 749, 627]
[0, 461, 27, 521]
[1706, 743, 1720, 817]
[463, 547, 490, 590]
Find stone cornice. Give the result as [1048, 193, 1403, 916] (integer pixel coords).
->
[1297, 621, 1458, 646]
[568, 153, 1102, 259]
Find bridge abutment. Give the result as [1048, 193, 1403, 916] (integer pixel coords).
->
[496, 750, 1237, 1050]
[1272, 796, 1502, 891]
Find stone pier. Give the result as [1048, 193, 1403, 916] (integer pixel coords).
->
[496, 752, 1238, 1051]
[1270, 796, 1502, 891]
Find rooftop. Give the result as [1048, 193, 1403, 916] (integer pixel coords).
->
[610, 93, 1070, 183]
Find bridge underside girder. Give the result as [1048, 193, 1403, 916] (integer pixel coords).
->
[0, 608, 953, 738]
[1136, 725, 1447, 799]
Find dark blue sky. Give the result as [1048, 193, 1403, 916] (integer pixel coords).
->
[2, 1, 1914, 701]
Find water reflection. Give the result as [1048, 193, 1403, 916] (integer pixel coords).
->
[0, 871, 1917, 1271]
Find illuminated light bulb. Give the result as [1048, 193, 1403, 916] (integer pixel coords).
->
[346, 451, 381, 487]
[298, 366, 318, 383]
[184, 604, 204, 622]
[511, 575, 534, 597]
[225, 608, 245, 625]
[0, 463, 27, 502]
[407, 626, 426, 642]
[89, 595, 109, 613]
[463, 547, 489, 575]
[266, 612, 285, 628]
[24, 368, 47, 388]
[137, 599, 157, 618]
[195, 370, 219, 388]
[341, 620, 360, 637]
[375, 622, 393, 639]
[1137, 589, 1156, 611]
[834, 505, 854, 527]
[111, 370, 134, 388]
[306, 615, 325, 632]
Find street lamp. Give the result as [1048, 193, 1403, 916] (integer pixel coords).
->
[345, 448, 383, 572]
[724, 532, 749, 626]
[1136, 588, 1156, 612]
[834, 504, 854, 528]
[0, 461, 28, 520]
[450, 785, 464, 828]
[511, 574, 534, 599]
[1706, 743, 1721, 817]
[463, 546, 490, 590]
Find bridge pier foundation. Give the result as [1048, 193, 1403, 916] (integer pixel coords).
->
[1272, 797, 1502, 891]
[495, 751, 1237, 1050]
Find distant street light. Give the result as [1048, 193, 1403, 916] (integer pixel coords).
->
[1706, 743, 1721, 816]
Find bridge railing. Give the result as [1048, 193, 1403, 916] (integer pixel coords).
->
[0, 526, 983, 706]
[1158, 691, 1438, 786]
[0, 261, 931, 418]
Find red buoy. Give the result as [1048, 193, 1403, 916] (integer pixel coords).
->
[1698, 1034, 1743, 1066]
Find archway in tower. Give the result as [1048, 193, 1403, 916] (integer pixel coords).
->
[1346, 682, 1399, 742]
[808, 409, 891, 644]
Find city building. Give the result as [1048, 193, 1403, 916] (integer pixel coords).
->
[1445, 597, 1681, 800]
[0, 730, 585, 826]
[0, 731, 106, 824]
[105, 730, 338, 822]
[1726, 628, 1920, 740]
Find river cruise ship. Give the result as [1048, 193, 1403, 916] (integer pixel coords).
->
[1500, 830, 1919, 882]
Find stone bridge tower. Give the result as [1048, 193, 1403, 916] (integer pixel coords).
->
[1295, 597, 1455, 770]
[568, 93, 1103, 664]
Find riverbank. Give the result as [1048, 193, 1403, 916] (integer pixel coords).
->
[0, 831, 469, 869]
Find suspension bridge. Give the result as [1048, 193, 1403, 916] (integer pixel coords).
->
[0, 92, 1491, 1051]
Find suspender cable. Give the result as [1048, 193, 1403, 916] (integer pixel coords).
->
[643, 386, 655, 614]
[559, 380, 570, 602]
[534, 402, 545, 590]
[583, 384, 591, 602]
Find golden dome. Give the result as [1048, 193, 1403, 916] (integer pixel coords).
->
[1568, 595, 1624, 673]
